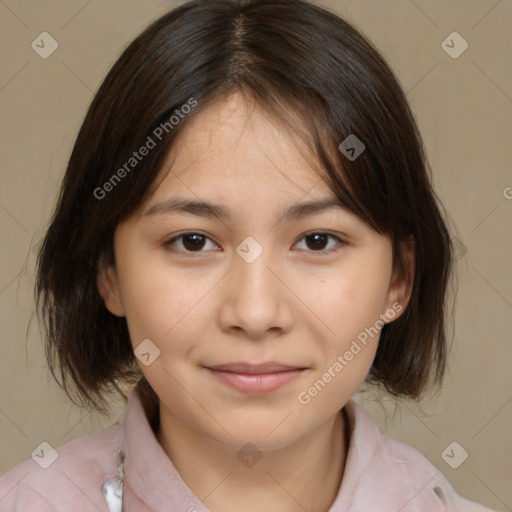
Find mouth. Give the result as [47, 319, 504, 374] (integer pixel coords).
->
[203, 362, 308, 393]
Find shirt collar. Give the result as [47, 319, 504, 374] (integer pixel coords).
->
[120, 389, 379, 511]
[328, 399, 381, 510]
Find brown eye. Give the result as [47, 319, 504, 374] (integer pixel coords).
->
[305, 233, 329, 250]
[181, 233, 206, 251]
[294, 232, 344, 254]
[165, 232, 219, 254]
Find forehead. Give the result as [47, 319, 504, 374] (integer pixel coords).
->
[157, 93, 332, 199]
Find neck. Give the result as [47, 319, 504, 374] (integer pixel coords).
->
[156, 405, 347, 512]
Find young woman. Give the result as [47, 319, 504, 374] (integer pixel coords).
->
[0, 0, 496, 510]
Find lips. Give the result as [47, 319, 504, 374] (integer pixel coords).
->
[204, 362, 307, 393]
[206, 362, 305, 374]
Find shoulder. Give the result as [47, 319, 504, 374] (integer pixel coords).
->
[339, 401, 496, 512]
[0, 422, 123, 512]
[377, 435, 494, 511]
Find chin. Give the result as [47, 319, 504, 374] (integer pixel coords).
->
[205, 412, 308, 452]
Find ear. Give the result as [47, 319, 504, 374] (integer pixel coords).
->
[384, 235, 415, 323]
[96, 255, 125, 317]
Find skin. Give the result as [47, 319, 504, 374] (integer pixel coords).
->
[98, 93, 414, 512]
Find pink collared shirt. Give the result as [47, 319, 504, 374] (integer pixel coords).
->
[0, 390, 495, 511]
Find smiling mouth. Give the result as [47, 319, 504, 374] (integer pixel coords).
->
[203, 362, 307, 393]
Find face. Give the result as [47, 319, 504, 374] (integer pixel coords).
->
[98, 93, 412, 451]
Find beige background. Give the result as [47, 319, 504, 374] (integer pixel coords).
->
[0, 0, 511, 510]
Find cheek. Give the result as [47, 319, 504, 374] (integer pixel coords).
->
[301, 254, 392, 359]
[115, 253, 201, 344]
[316, 266, 389, 326]
[294, 277, 385, 413]
[116, 254, 228, 373]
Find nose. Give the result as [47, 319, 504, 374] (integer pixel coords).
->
[217, 245, 294, 340]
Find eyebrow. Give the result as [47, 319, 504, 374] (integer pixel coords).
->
[143, 197, 349, 222]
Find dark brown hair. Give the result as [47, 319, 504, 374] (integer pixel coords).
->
[36, 0, 454, 413]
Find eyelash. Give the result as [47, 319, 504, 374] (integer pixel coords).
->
[163, 231, 345, 257]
